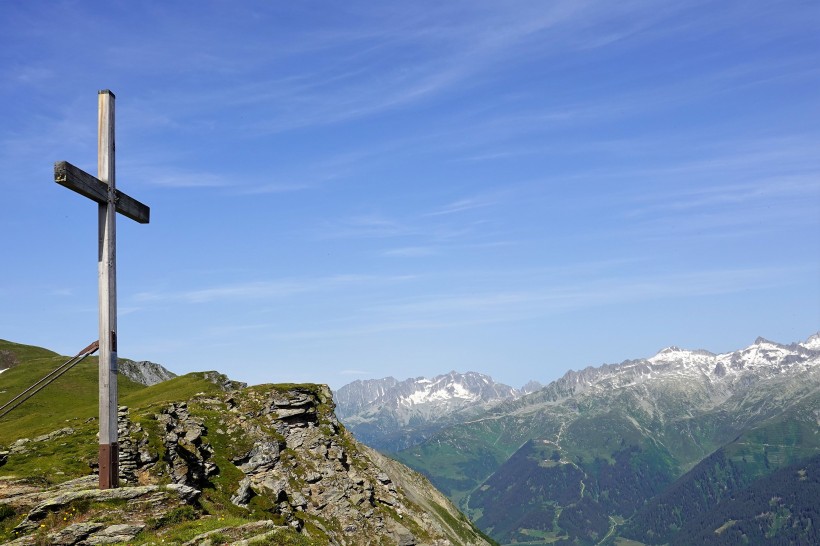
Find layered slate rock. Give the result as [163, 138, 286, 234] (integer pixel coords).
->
[1, 475, 197, 545]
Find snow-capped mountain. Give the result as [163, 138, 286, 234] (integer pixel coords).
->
[505, 333, 820, 418]
[393, 332, 820, 545]
[334, 371, 525, 451]
[336, 334, 820, 453]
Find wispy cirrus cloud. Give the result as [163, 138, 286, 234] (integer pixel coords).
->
[49, 288, 73, 297]
[320, 214, 412, 239]
[94, 1, 708, 135]
[219, 265, 803, 342]
[383, 246, 440, 257]
[132, 274, 416, 305]
[424, 195, 500, 216]
[368, 267, 793, 320]
[140, 170, 231, 189]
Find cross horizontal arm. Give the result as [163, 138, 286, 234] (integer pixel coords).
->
[54, 161, 150, 224]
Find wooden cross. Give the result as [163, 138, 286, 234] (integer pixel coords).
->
[54, 90, 150, 489]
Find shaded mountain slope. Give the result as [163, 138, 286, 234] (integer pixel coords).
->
[393, 334, 820, 545]
[668, 453, 820, 546]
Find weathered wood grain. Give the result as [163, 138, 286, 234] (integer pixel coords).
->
[54, 161, 150, 224]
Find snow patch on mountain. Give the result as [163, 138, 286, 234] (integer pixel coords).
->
[334, 332, 819, 452]
[334, 371, 524, 450]
[506, 332, 820, 420]
[800, 332, 820, 351]
[404, 381, 480, 405]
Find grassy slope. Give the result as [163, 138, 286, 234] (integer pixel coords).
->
[0, 340, 235, 482]
[0, 339, 59, 361]
[0, 340, 148, 442]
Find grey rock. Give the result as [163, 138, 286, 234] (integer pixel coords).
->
[290, 491, 307, 509]
[274, 407, 309, 419]
[260, 478, 288, 503]
[304, 470, 322, 483]
[84, 524, 145, 544]
[184, 426, 202, 444]
[231, 477, 255, 507]
[14, 485, 200, 533]
[118, 360, 176, 386]
[235, 441, 281, 473]
[165, 483, 201, 503]
[138, 446, 158, 465]
[202, 371, 246, 391]
[393, 525, 417, 546]
[10, 438, 30, 454]
[33, 427, 74, 443]
[157, 403, 213, 487]
[49, 522, 105, 545]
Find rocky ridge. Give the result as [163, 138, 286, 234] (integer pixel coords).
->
[118, 359, 177, 386]
[0, 380, 491, 546]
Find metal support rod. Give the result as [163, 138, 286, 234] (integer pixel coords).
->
[0, 341, 99, 419]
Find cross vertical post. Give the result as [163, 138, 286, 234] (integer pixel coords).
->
[54, 90, 150, 490]
[97, 90, 118, 489]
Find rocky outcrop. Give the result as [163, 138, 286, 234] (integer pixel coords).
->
[0, 474, 198, 545]
[156, 402, 217, 487]
[118, 359, 176, 386]
[6, 427, 76, 456]
[1, 383, 491, 546]
[12, 483, 198, 533]
[218, 385, 465, 544]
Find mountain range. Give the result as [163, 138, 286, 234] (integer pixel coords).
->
[337, 333, 820, 545]
[335, 372, 541, 452]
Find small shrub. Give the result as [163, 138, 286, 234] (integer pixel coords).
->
[147, 505, 198, 529]
[0, 504, 15, 521]
[208, 531, 228, 544]
[255, 529, 316, 546]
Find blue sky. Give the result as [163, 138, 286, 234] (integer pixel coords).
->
[1, 1, 818, 390]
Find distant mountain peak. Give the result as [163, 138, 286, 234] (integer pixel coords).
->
[654, 346, 682, 356]
[520, 380, 544, 394]
[800, 332, 820, 350]
[335, 370, 521, 451]
[119, 359, 176, 386]
[650, 345, 715, 361]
